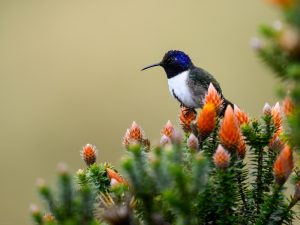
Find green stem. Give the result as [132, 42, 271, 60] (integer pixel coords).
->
[255, 147, 264, 214]
[235, 165, 248, 211]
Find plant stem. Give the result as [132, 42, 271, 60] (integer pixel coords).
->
[256, 147, 264, 214]
[235, 165, 248, 211]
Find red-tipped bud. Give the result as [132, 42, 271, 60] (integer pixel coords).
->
[273, 145, 294, 185]
[160, 134, 172, 146]
[123, 121, 145, 148]
[197, 103, 216, 137]
[80, 144, 97, 166]
[234, 105, 249, 125]
[106, 168, 128, 187]
[213, 145, 231, 169]
[271, 102, 283, 131]
[219, 106, 241, 151]
[179, 106, 197, 132]
[203, 83, 224, 111]
[161, 120, 175, 138]
[282, 96, 294, 115]
[187, 133, 199, 151]
[263, 103, 272, 116]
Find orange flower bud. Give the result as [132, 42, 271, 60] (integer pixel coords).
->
[161, 120, 175, 138]
[213, 145, 231, 169]
[123, 121, 145, 148]
[106, 168, 128, 187]
[271, 102, 283, 132]
[197, 103, 216, 137]
[282, 96, 294, 115]
[179, 106, 197, 132]
[203, 83, 223, 111]
[273, 145, 294, 185]
[80, 144, 97, 166]
[234, 105, 249, 125]
[219, 106, 241, 151]
[187, 133, 199, 151]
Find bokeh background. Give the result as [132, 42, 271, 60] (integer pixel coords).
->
[0, 1, 282, 224]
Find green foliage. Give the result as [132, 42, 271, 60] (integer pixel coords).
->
[32, 166, 100, 225]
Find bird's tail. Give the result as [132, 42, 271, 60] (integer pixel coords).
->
[220, 98, 234, 117]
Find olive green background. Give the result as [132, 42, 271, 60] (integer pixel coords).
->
[0, 1, 284, 224]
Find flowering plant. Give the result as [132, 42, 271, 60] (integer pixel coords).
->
[31, 86, 300, 225]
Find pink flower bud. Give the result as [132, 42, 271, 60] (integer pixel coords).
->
[213, 145, 231, 169]
[187, 133, 199, 151]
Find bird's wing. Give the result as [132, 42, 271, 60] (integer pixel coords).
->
[188, 67, 223, 107]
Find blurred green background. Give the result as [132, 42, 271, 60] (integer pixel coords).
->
[0, 1, 281, 224]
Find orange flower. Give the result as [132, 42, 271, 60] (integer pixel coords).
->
[161, 120, 175, 138]
[271, 102, 283, 132]
[179, 106, 197, 132]
[123, 121, 145, 148]
[234, 105, 249, 125]
[266, 0, 294, 7]
[219, 106, 241, 151]
[273, 145, 294, 185]
[106, 168, 128, 187]
[80, 144, 97, 166]
[213, 144, 231, 169]
[282, 96, 294, 115]
[203, 83, 223, 111]
[197, 103, 216, 137]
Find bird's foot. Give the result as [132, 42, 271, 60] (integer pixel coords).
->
[180, 105, 197, 116]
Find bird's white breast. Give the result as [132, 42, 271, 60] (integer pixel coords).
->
[167, 71, 195, 108]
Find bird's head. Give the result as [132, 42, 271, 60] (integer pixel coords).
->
[142, 50, 193, 78]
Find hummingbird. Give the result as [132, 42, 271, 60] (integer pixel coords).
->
[141, 50, 233, 115]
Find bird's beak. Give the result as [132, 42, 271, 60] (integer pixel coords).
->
[141, 62, 161, 71]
